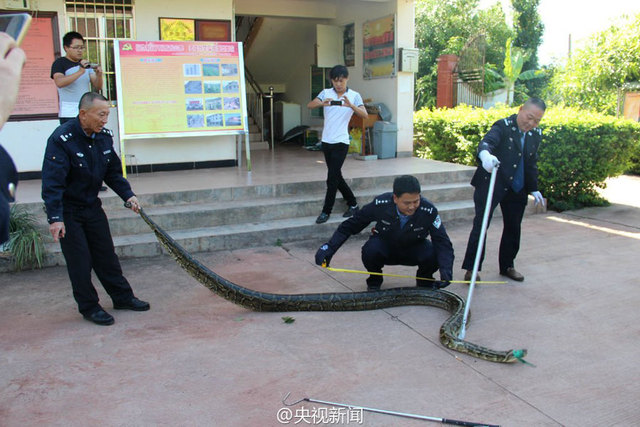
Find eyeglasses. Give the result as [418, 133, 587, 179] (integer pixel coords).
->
[68, 45, 85, 50]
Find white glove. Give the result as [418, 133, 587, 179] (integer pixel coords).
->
[478, 150, 500, 173]
[531, 191, 545, 207]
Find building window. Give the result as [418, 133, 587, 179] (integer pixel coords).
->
[65, 0, 134, 102]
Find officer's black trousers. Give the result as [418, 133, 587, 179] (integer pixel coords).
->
[321, 142, 357, 215]
[461, 186, 527, 273]
[361, 236, 439, 287]
[59, 203, 134, 315]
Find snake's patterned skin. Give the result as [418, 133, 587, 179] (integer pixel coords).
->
[137, 208, 525, 363]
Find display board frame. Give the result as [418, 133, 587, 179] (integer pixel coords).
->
[114, 40, 249, 140]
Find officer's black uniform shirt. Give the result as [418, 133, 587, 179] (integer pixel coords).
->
[327, 192, 454, 280]
[41, 117, 134, 224]
[471, 114, 542, 196]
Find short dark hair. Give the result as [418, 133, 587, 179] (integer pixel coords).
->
[524, 97, 546, 111]
[393, 175, 421, 197]
[63, 31, 84, 47]
[79, 92, 108, 111]
[329, 65, 348, 80]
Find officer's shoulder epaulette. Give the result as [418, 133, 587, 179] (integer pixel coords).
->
[57, 131, 74, 143]
[373, 193, 393, 205]
[100, 127, 114, 137]
[418, 198, 436, 214]
[502, 115, 518, 130]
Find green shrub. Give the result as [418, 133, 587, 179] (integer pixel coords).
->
[414, 105, 640, 210]
[8, 205, 46, 271]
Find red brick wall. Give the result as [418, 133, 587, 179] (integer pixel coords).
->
[436, 54, 459, 108]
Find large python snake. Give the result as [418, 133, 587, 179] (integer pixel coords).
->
[135, 207, 526, 363]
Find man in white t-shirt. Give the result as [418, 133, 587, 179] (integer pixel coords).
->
[51, 31, 103, 124]
[307, 65, 368, 224]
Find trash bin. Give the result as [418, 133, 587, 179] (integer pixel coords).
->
[373, 121, 397, 159]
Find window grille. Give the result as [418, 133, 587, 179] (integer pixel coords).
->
[65, 0, 135, 102]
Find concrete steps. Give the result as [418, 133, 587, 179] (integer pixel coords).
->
[13, 169, 478, 270]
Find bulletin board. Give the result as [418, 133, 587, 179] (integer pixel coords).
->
[114, 40, 248, 139]
[7, 12, 60, 121]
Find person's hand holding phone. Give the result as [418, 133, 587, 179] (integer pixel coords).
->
[0, 32, 26, 129]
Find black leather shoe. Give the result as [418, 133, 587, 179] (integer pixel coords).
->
[500, 267, 524, 281]
[464, 270, 481, 282]
[114, 297, 150, 311]
[343, 205, 358, 217]
[315, 212, 330, 224]
[416, 275, 434, 287]
[83, 309, 114, 326]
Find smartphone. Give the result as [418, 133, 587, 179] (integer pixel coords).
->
[330, 100, 342, 106]
[0, 13, 32, 46]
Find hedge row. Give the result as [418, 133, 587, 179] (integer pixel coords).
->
[414, 105, 640, 210]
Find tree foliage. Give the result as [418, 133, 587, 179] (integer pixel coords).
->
[546, 13, 640, 115]
[511, 0, 543, 71]
[511, 0, 544, 100]
[485, 37, 545, 105]
[414, 0, 513, 109]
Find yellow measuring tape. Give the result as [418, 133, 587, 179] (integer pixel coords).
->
[322, 265, 507, 284]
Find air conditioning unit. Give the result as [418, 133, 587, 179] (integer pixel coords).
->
[3, 0, 30, 10]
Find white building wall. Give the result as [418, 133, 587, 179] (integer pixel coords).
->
[2, 0, 416, 173]
[2, 0, 238, 174]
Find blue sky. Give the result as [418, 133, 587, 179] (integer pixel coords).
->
[479, 0, 640, 65]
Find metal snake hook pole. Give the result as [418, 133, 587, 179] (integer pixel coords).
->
[282, 393, 500, 427]
[459, 165, 499, 340]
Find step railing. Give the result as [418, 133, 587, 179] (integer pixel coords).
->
[244, 66, 267, 144]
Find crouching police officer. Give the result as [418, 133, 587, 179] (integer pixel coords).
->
[315, 175, 454, 290]
[42, 92, 149, 326]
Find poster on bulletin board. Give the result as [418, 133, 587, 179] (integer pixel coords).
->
[114, 40, 248, 139]
[362, 14, 396, 80]
[8, 13, 60, 120]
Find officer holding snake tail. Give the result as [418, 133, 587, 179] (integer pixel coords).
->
[315, 175, 454, 291]
[41, 92, 149, 326]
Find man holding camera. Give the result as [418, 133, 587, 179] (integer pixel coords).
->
[51, 31, 103, 125]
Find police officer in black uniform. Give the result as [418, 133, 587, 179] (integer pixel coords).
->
[315, 175, 454, 290]
[42, 92, 149, 325]
[462, 98, 546, 283]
